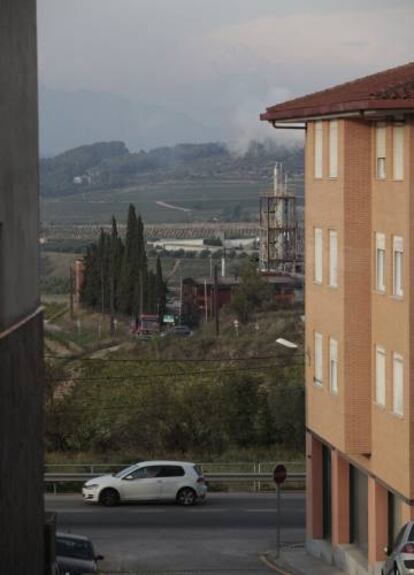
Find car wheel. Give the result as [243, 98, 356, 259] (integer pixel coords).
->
[99, 488, 120, 507]
[176, 487, 197, 506]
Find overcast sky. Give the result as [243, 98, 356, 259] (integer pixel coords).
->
[37, 0, 414, 153]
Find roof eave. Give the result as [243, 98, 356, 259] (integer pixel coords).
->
[260, 98, 414, 123]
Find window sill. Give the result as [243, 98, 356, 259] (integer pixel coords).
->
[328, 284, 338, 290]
[313, 280, 323, 286]
[373, 289, 386, 296]
[390, 294, 404, 302]
[373, 401, 386, 410]
[392, 410, 404, 420]
[313, 378, 323, 388]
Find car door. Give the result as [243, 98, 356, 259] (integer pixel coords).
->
[120, 465, 163, 501]
[159, 465, 186, 499]
[384, 524, 407, 575]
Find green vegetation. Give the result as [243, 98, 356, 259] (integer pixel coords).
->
[230, 261, 273, 323]
[44, 306, 304, 462]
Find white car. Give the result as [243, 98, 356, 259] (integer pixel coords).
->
[82, 460, 207, 506]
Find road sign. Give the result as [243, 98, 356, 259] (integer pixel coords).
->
[273, 464, 287, 485]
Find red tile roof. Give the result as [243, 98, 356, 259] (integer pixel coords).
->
[261, 62, 414, 122]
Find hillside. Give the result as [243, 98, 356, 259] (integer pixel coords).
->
[40, 139, 304, 199]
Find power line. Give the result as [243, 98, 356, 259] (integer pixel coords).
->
[44, 362, 304, 383]
[44, 351, 303, 364]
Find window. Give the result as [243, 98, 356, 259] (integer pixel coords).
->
[393, 236, 403, 297]
[375, 233, 386, 292]
[314, 332, 323, 385]
[375, 346, 386, 406]
[329, 338, 338, 393]
[328, 120, 338, 178]
[393, 353, 403, 416]
[329, 230, 338, 287]
[314, 228, 323, 283]
[159, 466, 185, 478]
[125, 466, 161, 480]
[393, 124, 404, 181]
[314, 121, 323, 178]
[376, 122, 386, 179]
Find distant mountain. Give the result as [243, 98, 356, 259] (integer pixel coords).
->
[39, 139, 304, 198]
[39, 86, 221, 156]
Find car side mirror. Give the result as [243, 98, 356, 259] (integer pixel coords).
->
[384, 545, 390, 556]
[123, 474, 133, 481]
[95, 555, 104, 561]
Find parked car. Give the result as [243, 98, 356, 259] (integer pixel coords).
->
[56, 532, 103, 575]
[383, 521, 414, 575]
[82, 460, 207, 507]
[161, 324, 192, 337]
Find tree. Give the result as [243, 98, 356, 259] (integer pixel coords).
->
[230, 261, 273, 323]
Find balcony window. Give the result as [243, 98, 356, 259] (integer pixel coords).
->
[393, 124, 404, 181]
[393, 353, 403, 416]
[329, 338, 338, 394]
[314, 121, 323, 179]
[376, 122, 386, 179]
[375, 233, 385, 292]
[329, 230, 338, 287]
[328, 120, 338, 178]
[393, 236, 403, 297]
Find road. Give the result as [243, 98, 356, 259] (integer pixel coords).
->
[45, 492, 305, 575]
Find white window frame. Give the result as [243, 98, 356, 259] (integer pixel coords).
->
[393, 353, 404, 416]
[329, 337, 338, 394]
[328, 120, 338, 178]
[314, 121, 323, 179]
[314, 228, 323, 284]
[314, 332, 323, 385]
[328, 230, 338, 287]
[375, 345, 386, 406]
[393, 124, 404, 181]
[392, 236, 404, 297]
[376, 122, 386, 179]
[375, 233, 386, 292]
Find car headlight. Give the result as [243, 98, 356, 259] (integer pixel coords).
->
[84, 483, 99, 489]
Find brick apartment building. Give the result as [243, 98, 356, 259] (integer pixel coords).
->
[0, 1, 44, 573]
[262, 62, 414, 574]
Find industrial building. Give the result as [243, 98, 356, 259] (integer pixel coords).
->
[261, 62, 414, 574]
[0, 1, 44, 573]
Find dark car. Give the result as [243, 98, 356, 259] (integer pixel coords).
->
[161, 325, 192, 337]
[56, 532, 104, 575]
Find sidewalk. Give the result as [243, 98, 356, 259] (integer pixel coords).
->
[262, 546, 346, 575]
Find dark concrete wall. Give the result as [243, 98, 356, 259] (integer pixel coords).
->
[0, 0, 40, 329]
[0, 1, 44, 573]
[0, 315, 44, 574]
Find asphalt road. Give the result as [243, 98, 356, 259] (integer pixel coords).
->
[45, 492, 305, 575]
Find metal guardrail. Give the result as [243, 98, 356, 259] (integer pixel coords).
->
[45, 471, 305, 483]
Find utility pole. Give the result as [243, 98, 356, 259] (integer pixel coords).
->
[214, 264, 219, 336]
[69, 265, 74, 320]
[100, 257, 105, 318]
[204, 279, 208, 323]
[109, 253, 115, 336]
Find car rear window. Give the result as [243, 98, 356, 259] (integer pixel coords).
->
[57, 537, 93, 560]
[159, 465, 185, 477]
[193, 465, 203, 476]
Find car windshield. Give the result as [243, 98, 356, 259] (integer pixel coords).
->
[57, 537, 94, 560]
[114, 464, 138, 478]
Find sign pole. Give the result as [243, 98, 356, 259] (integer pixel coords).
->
[273, 463, 287, 560]
[276, 483, 281, 558]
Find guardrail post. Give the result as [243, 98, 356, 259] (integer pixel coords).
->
[53, 482, 57, 496]
[258, 463, 262, 493]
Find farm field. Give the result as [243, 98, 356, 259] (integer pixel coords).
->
[40, 180, 267, 225]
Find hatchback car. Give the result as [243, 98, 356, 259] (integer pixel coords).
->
[56, 532, 103, 575]
[82, 460, 207, 506]
[383, 521, 414, 575]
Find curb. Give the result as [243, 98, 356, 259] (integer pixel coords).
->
[260, 553, 298, 575]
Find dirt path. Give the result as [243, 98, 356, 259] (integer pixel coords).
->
[155, 200, 192, 213]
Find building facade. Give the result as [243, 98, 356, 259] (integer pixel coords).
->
[0, 1, 44, 573]
[262, 63, 414, 574]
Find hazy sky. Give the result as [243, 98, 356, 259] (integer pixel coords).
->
[37, 0, 414, 153]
